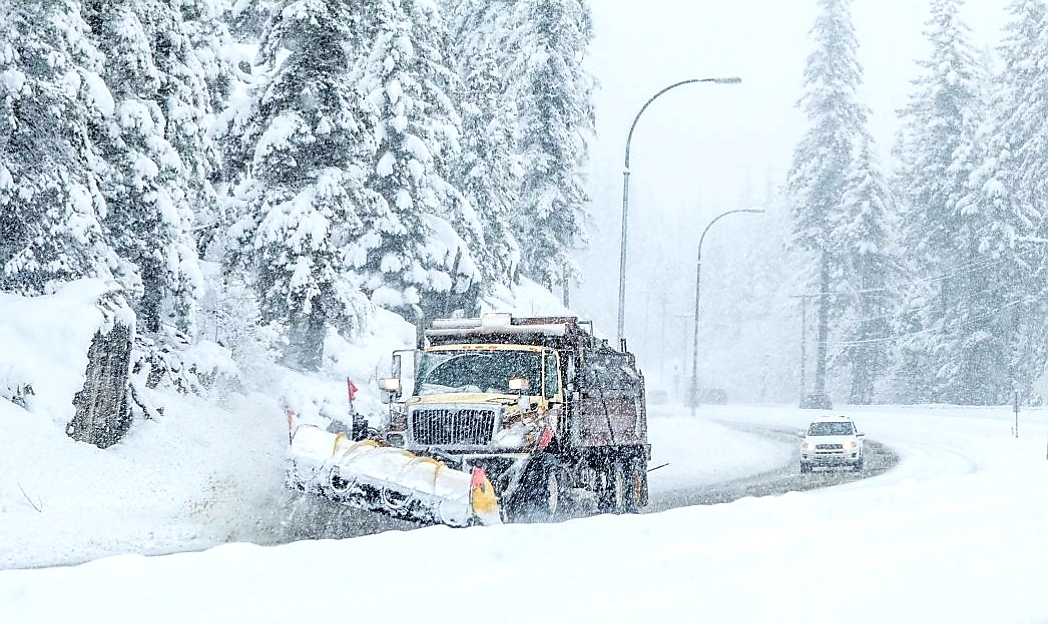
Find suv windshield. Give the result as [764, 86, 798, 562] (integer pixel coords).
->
[808, 421, 854, 436]
[414, 349, 541, 396]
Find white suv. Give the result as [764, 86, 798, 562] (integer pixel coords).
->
[800, 415, 865, 473]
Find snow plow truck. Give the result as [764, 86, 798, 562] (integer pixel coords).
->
[285, 313, 650, 526]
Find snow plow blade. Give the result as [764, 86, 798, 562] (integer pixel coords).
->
[285, 425, 502, 527]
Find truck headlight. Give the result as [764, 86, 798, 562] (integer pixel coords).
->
[803, 441, 815, 451]
[844, 440, 857, 450]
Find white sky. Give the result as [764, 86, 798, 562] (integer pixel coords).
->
[573, 0, 1009, 342]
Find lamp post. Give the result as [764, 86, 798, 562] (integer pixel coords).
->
[689, 208, 764, 415]
[616, 77, 742, 345]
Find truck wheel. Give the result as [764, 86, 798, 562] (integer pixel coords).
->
[543, 467, 561, 518]
[512, 455, 562, 523]
[598, 460, 627, 514]
[624, 459, 647, 514]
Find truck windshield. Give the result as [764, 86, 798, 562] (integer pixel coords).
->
[414, 349, 542, 396]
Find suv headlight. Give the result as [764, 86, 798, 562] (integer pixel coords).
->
[803, 441, 815, 451]
[844, 440, 857, 450]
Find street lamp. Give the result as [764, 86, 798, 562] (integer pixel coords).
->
[689, 208, 764, 415]
[616, 76, 742, 345]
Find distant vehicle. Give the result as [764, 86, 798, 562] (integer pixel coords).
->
[800, 414, 865, 473]
[648, 389, 669, 405]
[702, 388, 728, 404]
[800, 392, 833, 410]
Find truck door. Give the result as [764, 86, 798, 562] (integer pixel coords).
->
[542, 349, 566, 439]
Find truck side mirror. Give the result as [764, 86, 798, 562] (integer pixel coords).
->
[509, 377, 531, 410]
[379, 377, 401, 404]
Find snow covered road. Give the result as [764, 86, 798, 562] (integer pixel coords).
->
[6, 403, 1048, 623]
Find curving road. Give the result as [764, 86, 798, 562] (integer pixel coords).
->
[272, 405, 902, 539]
[646, 422, 898, 512]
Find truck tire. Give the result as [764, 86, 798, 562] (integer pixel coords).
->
[538, 461, 561, 520]
[511, 455, 562, 523]
[625, 458, 647, 514]
[598, 460, 627, 514]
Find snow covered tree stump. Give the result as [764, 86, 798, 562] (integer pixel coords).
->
[66, 294, 135, 449]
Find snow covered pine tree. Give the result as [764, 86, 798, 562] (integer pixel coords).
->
[787, 0, 869, 406]
[0, 0, 117, 293]
[227, 0, 376, 370]
[506, 0, 595, 300]
[896, 0, 1002, 404]
[356, 0, 481, 320]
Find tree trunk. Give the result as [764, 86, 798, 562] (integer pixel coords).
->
[67, 296, 135, 449]
[849, 271, 874, 405]
[286, 301, 326, 372]
[139, 259, 163, 334]
[814, 251, 830, 399]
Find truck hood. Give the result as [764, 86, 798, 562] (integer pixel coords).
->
[407, 392, 535, 415]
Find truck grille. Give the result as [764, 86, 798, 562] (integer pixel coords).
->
[816, 443, 843, 450]
[410, 408, 496, 446]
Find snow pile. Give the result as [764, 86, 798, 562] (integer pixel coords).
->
[3, 405, 1048, 623]
[0, 280, 115, 427]
[309, 306, 416, 431]
[0, 287, 418, 569]
[645, 404, 792, 493]
[482, 276, 572, 318]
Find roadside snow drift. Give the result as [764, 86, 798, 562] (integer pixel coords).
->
[4, 404, 1048, 623]
[0, 280, 116, 427]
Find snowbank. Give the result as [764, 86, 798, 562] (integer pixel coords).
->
[0, 280, 116, 427]
[0, 288, 427, 569]
[6, 278, 1048, 622]
[3, 410, 1047, 623]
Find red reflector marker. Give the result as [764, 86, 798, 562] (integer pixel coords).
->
[470, 466, 487, 491]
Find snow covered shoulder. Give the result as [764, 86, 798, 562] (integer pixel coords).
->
[4, 406, 1048, 623]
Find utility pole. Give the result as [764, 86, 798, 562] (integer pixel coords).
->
[1013, 389, 1020, 438]
[675, 312, 696, 403]
[790, 294, 813, 407]
[791, 285, 832, 410]
[800, 296, 807, 404]
[660, 294, 667, 380]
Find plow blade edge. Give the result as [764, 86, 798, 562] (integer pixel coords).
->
[285, 425, 501, 527]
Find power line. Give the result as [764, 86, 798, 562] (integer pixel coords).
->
[796, 257, 1005, 299]
[822, 299, 1022, 348]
